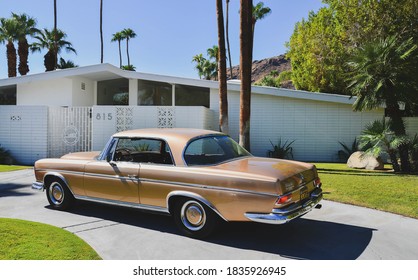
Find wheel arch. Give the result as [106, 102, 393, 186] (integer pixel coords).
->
[166, 191, 227, 222]
[43, 172, 74, 195]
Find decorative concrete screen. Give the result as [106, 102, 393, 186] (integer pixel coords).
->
[0, 106, 48, 165]
[92, 106, 214, 151]
[47, 107, 92, 158]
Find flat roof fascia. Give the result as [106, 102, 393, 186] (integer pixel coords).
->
[0, 63, 357, 106]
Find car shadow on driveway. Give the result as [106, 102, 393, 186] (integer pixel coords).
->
[62, 200, 374, 260]
[0, 183, 34, 197]
[215, 219, 375, 260]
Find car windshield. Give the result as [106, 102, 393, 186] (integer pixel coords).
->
[184, 135, 251, 166]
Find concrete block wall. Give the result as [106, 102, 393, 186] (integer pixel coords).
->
[0, 106, 48, 165]
[210, 89, 384, 162]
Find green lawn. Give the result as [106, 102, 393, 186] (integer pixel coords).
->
[0, 165, 31, 172]
[314, 163, 418, 219]
[0, 218, 101, 260]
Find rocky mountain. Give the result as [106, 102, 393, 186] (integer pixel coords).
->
[226, 54, 293, 88]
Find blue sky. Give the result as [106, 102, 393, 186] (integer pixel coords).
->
[0, 0, 325, 79]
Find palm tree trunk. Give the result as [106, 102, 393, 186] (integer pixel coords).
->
[118, 40, 122, 68]
[54, 0, 58, 70]
[217, 0, 229, 134]
[387, 98, 410, 172]
[239, 0, 253, 150]
[44, 50, 55, 72]
[126, 38, 130, 66]
[226, 0, 233, 79]
[6, 41, 17, 77]
[100, 0, 104, 63]
[18, 39, 30, 75]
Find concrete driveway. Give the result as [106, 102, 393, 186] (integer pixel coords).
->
[1, 168, 417, 260]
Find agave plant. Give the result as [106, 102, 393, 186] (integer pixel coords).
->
[268, 138, 295, 159]
[337, 138, 359, 162]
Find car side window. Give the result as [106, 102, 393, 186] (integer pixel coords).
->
[113, 138, 174, 165]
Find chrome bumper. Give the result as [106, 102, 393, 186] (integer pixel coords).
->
[245, 188, 323, 225]
[32, 181, 44, 191]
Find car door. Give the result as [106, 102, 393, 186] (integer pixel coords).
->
[83, 138, 140, 204]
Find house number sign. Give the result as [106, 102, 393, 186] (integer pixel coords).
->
[96, 113, 113, 121]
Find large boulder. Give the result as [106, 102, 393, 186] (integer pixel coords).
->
[347, 151, 384, 170]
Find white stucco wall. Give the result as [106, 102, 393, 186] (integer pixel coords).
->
[17, 78, 73, 106]
[71, 77, 94, 106]
[210, 88, 384, 162]
[17, 77, 95, 107]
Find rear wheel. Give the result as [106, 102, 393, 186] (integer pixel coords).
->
[46, 178, 75, 210]
[173, 198, 219, 239]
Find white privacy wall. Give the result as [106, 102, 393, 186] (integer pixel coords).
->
[0, 106, 48, 164]
[210, 89, 384, 162]
[92, 106, 214, 151]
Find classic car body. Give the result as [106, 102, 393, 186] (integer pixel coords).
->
[33, 128, 323, 238]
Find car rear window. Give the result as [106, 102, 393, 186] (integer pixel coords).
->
[184, 135, 251, 166]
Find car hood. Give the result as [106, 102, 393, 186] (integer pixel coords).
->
[60, 151, 101, 160]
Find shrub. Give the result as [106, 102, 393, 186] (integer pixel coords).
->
[0, 146, 13, 165]
[268, 138, 295, 159]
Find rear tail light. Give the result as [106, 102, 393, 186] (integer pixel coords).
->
[276, 193, 292, 205]
[314, 178, 322, 188]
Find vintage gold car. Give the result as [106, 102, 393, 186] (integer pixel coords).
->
[32, 128, 323, 238]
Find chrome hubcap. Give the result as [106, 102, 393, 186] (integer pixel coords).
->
[181, 201, 206, 231]
[49, 183, 64, 205]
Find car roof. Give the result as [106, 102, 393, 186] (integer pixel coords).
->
[112, 128, 226, 166]
[113, 128, 224, 141]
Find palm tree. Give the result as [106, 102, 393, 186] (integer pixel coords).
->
[57, 57, 78, 69]
[192, 53, 206, 79]
[111, 32, 124, 68]
[207, 45, 219, 79]
[347, 35, 418, 172]
[0, 17, 18, 77]
[202, 59, 217, 80]
[12, 13, 40, 76]
[216, 0, 229, 134]
[100, 0, 104, 63]
[226, 0, 233, 79]
[239, 0, 253, 150]
[359, 118, 407, 172]
[121, 28, 136, 66]
[252, 2, 271, 36]
[31, 28, 77, 71]
[251, 2, 271, 54]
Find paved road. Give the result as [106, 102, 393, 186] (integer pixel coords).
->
[1, 168, 417, 260]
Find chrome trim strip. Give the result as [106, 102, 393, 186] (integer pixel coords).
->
[74, 195, 170, 214]
[166, 191, 227, 221]
[36, 169, 277, 198]
[245, 188, 323, 225]
[139, 177, 277, 197]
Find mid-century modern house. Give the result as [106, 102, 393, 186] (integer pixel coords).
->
[0, 63, 417, 165]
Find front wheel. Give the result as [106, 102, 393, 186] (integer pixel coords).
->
[46, 178, 75, 210]
[172, 199, 219, 239]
